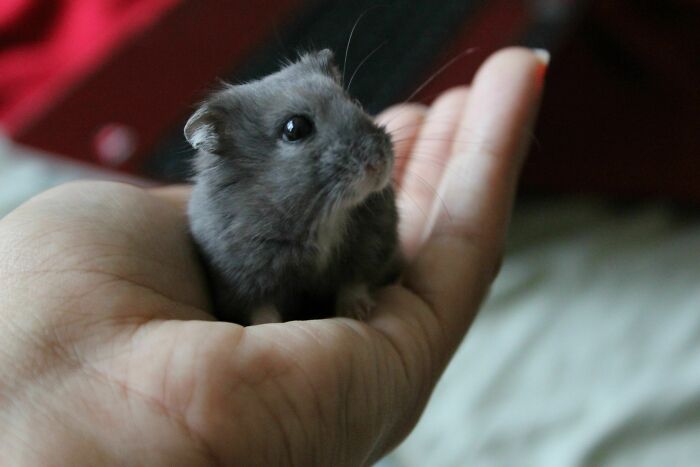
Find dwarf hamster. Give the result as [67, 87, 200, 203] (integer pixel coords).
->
[185, 49, 400, 325]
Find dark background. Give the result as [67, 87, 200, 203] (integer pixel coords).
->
[2, 0, 699, 201]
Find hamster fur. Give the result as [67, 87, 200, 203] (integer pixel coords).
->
[185, 49, 400, 325]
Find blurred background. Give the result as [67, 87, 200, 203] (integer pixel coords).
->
[1, 0, 700, 465]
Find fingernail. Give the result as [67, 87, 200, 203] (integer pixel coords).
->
[532, 48, 550, 66]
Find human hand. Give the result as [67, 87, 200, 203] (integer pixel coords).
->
[0, 48, 545, 466]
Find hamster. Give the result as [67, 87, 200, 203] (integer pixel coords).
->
[185, 49, 400, 325]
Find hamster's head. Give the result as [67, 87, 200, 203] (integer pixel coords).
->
[185, 49, 394, 214]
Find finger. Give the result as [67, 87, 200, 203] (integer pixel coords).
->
[409, 48, 547, 336]
[375, 103, 427, 181]
[396, 86, 470, 259]
[149, 184, 192, 211]
[425, 48, 547, 254]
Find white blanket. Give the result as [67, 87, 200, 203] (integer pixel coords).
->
[389, 199, 700, 466]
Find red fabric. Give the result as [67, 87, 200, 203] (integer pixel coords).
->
[0, 0, 179, 133]
[7, 0, 309, 171]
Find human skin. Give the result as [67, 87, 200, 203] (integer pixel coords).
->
[0, 48, 545, 466]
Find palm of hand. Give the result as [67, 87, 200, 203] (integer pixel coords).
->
[0, 49, 544, 466]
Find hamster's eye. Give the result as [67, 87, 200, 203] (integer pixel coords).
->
[282, 116, 314, 142]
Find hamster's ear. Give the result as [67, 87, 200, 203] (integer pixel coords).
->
[302, 49, 342, 84]
[184, 105, 225, 154]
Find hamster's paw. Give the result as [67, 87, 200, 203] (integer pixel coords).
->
[250, 304, 282, 324]
[336, 283, 376, 320]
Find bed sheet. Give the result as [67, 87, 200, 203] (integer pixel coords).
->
[388, 198, 700, 466]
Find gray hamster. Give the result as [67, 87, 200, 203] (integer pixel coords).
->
[185, 49, 400, 325]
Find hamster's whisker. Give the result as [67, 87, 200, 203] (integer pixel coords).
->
[383, 116, 480, 137]
[401, 168, 453, 223]
[343, 5, 387, 87]
[390, 136, 480, 146]
[409, 141, 501, 164]
[383, 104, 541, 152]
[394, 155, 449, 167]
[379, 47, 478, 129]
[392, 122, 539, 154]
[404, 47, 478, 103]
[384, 117, 463, 132]
[347, 41, 388, 93]
[395, 182, 428, 220]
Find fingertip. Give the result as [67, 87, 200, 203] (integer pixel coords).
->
[482, 46, 547, 68]
[459, 47, 547, 165]
[149, 184, 192, 211]
[476, 47, 548, 93]
[531, 48, 551, 66]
